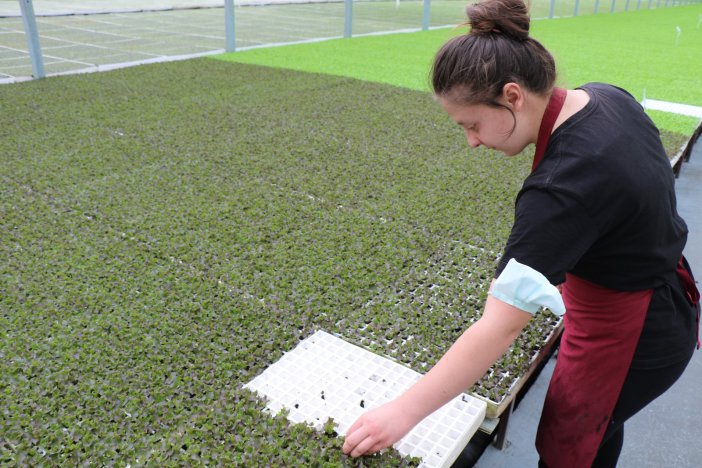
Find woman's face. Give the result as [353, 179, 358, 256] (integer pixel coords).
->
[438, 96, 530, 157]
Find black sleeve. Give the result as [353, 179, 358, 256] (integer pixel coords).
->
[496, 188, 600, 285]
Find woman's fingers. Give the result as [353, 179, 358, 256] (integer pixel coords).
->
[368, 440, 388, 456]
[341, 424, 366, 455]
[343, 400, 416, 458]
[343, 417, 386, 457]
[344, 418, 364, 442]
[345, 428, 389, 457]
[349, 430, 379, 458]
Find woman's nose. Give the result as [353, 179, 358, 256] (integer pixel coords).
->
[465, 130, 481, 148]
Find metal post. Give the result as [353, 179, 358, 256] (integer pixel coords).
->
[610, 0, 616, 12]
[224, 0, 235, 52]
[422, 0, 430, 31]
[344, 0, 352, 38]
[594, 0, 600, 13]
[625, 0, 630, 10]
[549, 0, 556, 18]
[574, 0, 581, 16]
[18, 0, 44, 79]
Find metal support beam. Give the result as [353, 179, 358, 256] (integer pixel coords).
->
[344, 0, 352, 38]
[18, 0, 45, 79]
[422, 0, 431, 30]
[224, 0, 235, 52]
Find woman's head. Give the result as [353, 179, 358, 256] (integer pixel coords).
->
[431, 0, 556, 107]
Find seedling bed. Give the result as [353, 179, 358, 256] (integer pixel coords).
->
[476, 317, 563, 420]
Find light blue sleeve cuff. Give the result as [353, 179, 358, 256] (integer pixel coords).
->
[489, 258, 566, 316]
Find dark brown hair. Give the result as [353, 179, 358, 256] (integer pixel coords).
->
[431, 0, 556, 106]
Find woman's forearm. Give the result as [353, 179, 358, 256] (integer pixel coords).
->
[395, 295, 532, 423]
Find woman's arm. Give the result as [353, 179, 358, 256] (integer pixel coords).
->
[342, 294, 532, 457]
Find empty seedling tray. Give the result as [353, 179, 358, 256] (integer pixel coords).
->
[245, 330, 487, 468]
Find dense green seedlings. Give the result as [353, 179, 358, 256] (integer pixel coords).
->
[0, 59, 688, 465]
[660, 129, 692, 160]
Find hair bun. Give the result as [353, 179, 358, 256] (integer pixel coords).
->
[467, 0, 530, 42]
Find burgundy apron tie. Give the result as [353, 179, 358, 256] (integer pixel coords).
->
[677, 256, 701, 349]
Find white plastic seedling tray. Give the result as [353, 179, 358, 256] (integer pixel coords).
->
[245, 330, 487, 468]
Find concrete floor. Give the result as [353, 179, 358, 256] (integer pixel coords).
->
[475, 133, 702, 468]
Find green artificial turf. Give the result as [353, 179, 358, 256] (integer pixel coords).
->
[216, 3, 702, 135]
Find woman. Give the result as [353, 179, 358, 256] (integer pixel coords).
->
[341, 0, 700, 466]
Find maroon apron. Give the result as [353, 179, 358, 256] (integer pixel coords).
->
[530, 88, 701, 467]
[535, 276, 652, 467]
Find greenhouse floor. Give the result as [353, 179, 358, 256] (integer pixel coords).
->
[473, 133, 702, 468]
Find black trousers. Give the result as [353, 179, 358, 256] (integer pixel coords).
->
[538, 356, 692, 468]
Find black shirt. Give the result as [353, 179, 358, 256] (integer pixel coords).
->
[496, 83, 695, 368]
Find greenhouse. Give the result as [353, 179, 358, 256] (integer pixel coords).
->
[2, 1, 701, 466]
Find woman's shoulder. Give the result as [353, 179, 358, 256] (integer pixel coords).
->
[578, 82, 635, 99]
[577, 82, 642, 114]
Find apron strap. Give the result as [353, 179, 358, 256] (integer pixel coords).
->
[532, 87, 567, 172]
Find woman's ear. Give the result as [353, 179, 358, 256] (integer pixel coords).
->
[502, 83, 524, 111]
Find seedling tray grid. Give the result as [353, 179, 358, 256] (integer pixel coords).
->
[245, 330, 487, 468]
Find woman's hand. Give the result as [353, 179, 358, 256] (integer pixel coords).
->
[342, 399, 419, 458]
